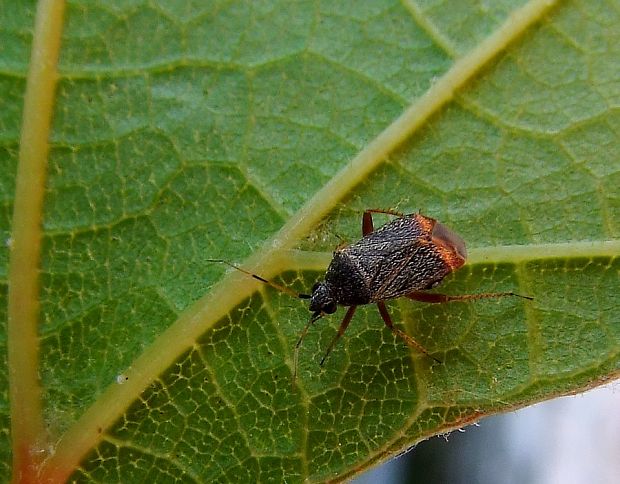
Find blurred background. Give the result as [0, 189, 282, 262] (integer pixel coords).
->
[354, 382, 620, 484]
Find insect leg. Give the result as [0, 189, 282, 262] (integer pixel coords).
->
[363, 208, 405, 235]
[406, 291, 533, 303]
[376, 301, 440, 363]
[319, 306, 357, 366]
[362, 211, 374, 236]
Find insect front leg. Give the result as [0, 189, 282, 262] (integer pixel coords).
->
[319, 306, 357, 366]
[362, 208, 405, 236]
[376, 301, 440, 363]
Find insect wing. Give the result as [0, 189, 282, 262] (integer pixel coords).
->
[343, 215, 452, 300]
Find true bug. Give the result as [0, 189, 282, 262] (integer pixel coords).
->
[211, 209, 531, 380]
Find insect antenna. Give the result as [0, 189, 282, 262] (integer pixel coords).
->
[207, 259, 311, 299]
[293, 311, 322, 384]
[209, 259, 317, 386]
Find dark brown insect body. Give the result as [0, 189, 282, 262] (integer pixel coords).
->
[211, 209, 530, 379]
[309, 212, 466, 313]
[299, 209, 483, 369]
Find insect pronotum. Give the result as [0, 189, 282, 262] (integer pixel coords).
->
[210, 209, 532, 381]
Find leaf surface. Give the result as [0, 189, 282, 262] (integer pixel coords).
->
[1, 0, 619, 481]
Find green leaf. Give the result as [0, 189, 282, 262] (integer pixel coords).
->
[2, 0, 619, 481]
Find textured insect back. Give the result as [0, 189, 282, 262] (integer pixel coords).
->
[335, 213, 469, 303]
[321, 252, 371, 306]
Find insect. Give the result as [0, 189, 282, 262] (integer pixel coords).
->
[211, 209, 532, 380]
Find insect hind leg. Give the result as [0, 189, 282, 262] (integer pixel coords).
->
[376, 301, 440, 363]
[407, 291, 533, 304]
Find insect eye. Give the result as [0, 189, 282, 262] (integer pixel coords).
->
[311, 282, 321, 292]
[323, 301, 337, 314]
